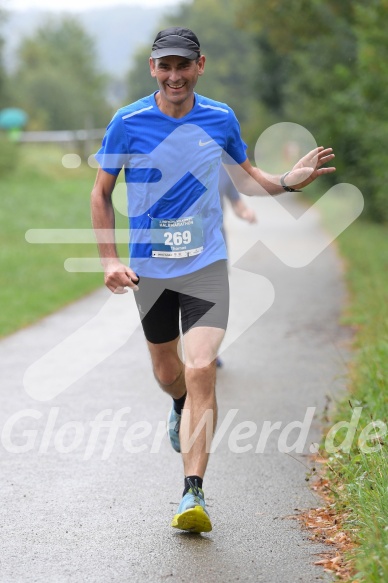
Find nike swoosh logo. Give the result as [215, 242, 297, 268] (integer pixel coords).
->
[199, 139, 213, 147]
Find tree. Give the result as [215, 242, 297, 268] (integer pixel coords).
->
[352, 0, 388, 220]
[238, 0, 388, 221]
[0, 4, 8, 109]
[10, 16, 112, 130]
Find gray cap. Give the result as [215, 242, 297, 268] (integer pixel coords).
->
[151, 27, 201, 60]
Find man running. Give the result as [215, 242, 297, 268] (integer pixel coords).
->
[91, 26, 335, 533]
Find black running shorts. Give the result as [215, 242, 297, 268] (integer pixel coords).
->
[134, 260, 229, 344]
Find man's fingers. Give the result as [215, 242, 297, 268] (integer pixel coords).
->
[125, 281, 139, 291]
[109, 285, 128, 294]
[105, 269, 139, 293]
[130, 274, 140, 284]
[125, 271, 139, 291]
[305, 147, 333, 164]
[317, 149, 334, 164]
[318, 154, 335, 167]
[288, 145, 336, 188]
[316, 166, 336, 175]
[109, 275, 139, 292]
[115, 287, 129, 294]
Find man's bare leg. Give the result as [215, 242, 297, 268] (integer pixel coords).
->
[147, 327, 224, 533]
[180, 326, 225, 478]
[146, 327, 224, 474]
[146, 336, 186, 399]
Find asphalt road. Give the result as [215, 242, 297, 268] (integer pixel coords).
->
[0, 193, 350, 582]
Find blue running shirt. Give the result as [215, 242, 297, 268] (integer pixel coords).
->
[95, 92, 248, 278]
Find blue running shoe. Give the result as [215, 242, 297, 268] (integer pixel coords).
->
[171, 479, 212, 533]
[167, 406, 181, 453]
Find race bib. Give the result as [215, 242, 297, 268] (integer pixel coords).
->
[150, 215, 204, 258]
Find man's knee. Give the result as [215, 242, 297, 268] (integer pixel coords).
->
[153, 363, 183, 389]
[183, 326, 225, 369]
[185, 362, 216, 396]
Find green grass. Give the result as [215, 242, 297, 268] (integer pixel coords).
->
[0, 143, 127, 337]
[309, 189, 388, 581]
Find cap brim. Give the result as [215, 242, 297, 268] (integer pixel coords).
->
[151, 47, 199, 59]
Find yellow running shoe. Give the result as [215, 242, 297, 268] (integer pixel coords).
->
[171, 480, 212, 533]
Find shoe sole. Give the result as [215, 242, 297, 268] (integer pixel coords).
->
[171, 506, 212, 533]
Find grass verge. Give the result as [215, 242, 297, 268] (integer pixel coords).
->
[0, 143, 127, 338]
[306, 187, 388, 581]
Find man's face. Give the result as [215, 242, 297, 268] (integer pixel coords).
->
[149, 55, 205, 107]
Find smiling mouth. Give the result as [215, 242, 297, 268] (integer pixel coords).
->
[167, 83, 185, 89]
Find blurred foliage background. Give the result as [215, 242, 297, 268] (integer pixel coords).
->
[2, 14, 111, 130]
[128, 0, 388, 222]
[0, 0, 388, 221]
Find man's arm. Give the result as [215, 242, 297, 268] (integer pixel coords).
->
[219, 164, 257, 223]
[230, 198, 257, 224]
[225, 146, 336, 197]
[91, 168, 139, 294]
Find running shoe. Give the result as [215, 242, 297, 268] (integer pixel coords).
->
[171, 479, 212, 533]
[167, 405, 181, 453]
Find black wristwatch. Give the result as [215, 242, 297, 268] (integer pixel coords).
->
[280, 171, 302, 192]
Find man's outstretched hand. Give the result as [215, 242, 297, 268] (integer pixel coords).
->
[284, 147, 336, 190]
